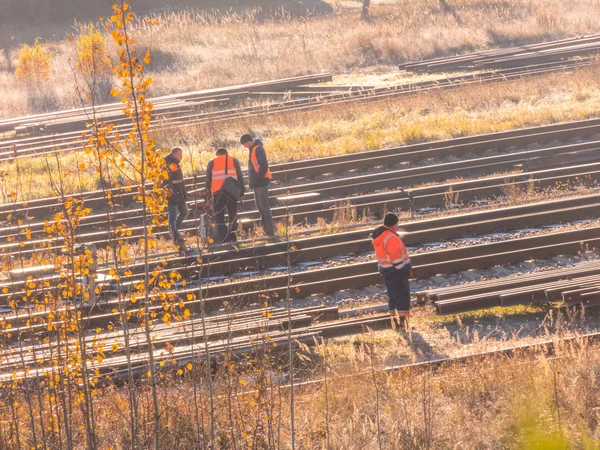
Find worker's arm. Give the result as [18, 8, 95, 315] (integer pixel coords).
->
[162, 161, 172, 188]
[255, 146, 269, 180]
[386, 235, 411, 270]
[205, 160, 213, 198]
[234, 158, 245, 195]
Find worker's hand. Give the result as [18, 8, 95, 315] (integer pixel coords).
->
[410, 271, 413, 277]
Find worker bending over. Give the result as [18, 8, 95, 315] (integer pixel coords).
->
[371, 213, 412, 325]
[206, 148, 245, 243]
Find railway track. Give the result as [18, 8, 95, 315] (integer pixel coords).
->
[1, 116, 600, 260]
[2, 151, 599, 260]
[3, 38, 600, 386]
[0, 58, 592, 162]
[419, 259, 600, 314]
[0, 193, 597, 383]
[292, 326, 600, 392]
[0, 73, 334, 135]
[4, 114, 600, 223]
[401, 34, 600, 72]
[5, 193, 600, 332]
[3, 202, 600, 382]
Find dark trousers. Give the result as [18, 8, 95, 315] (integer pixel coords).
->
[213, 191, 238, 243]
[253, 185, 275, 236]
[381, 267, 411, 312]
[167, 201, 189, 243]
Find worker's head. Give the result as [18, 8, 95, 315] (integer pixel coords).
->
[240, 134, 254, 149]
[171, 147, 183, 162]
[384, 212, 399, 231]
[216, 148, 228, 156]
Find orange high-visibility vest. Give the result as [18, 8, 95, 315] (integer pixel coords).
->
[251, 145, 272, 179]
[372, 228, 411, 270]
[210, 155, 238, 193]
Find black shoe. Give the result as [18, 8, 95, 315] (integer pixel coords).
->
[175, 233, 186, 246]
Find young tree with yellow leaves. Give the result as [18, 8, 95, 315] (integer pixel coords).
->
[74, 24, 112, 104]
[105, 2, 165, 448]
[15, 39, 52, 83]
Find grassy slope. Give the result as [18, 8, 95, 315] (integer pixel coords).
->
[3, 0, 600, 118]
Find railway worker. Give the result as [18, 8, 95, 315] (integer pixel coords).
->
[371, 212, 412, 325]
[240, 134, 275, 237]
[206, 148, 245, 243]
[164, 147, 189, 252]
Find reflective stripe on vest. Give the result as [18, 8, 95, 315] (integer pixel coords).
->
[375, 230, 411, 269]
[251, 145, 272, 179]
[211, 155, 238, 193]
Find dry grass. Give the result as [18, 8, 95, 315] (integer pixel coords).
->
[3, 0, 600, 118]
[7, 304, 600, 448]
[298, 333, 600, 448]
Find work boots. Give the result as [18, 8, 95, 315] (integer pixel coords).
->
[171, 231, 188, 256]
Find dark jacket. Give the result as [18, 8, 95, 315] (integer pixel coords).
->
[248, 139, 270, 189]
[371, 225, 388, 241]
[164, 153, 187, 204]
[205, 155, 245, 199]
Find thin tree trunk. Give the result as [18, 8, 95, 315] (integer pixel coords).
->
[285, 204, 296, 449]
[118, 2, 161, 446]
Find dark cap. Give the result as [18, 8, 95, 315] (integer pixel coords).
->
[383, 212, 399, 227]
[240, 134, 253, 144]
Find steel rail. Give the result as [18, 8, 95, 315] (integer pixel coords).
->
[0, 60, 578, 146]
[0, 73, 334, 134]
[420, 260, 600, 302]
[0, 134, 598, 254]
[402, 34, 600, 72]
[0, 58, 591, 163]
[421, 260, 600, 313]
[4, 115, 600, 221]
[2, 156, 599, 259]
[0, 306, 392, 383]
[5, 200, 600, 333]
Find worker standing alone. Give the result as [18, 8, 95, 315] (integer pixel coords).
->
[205, 148, 245, 243]
[371, 212, 412, 325]
[240, 134, 275, 237]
